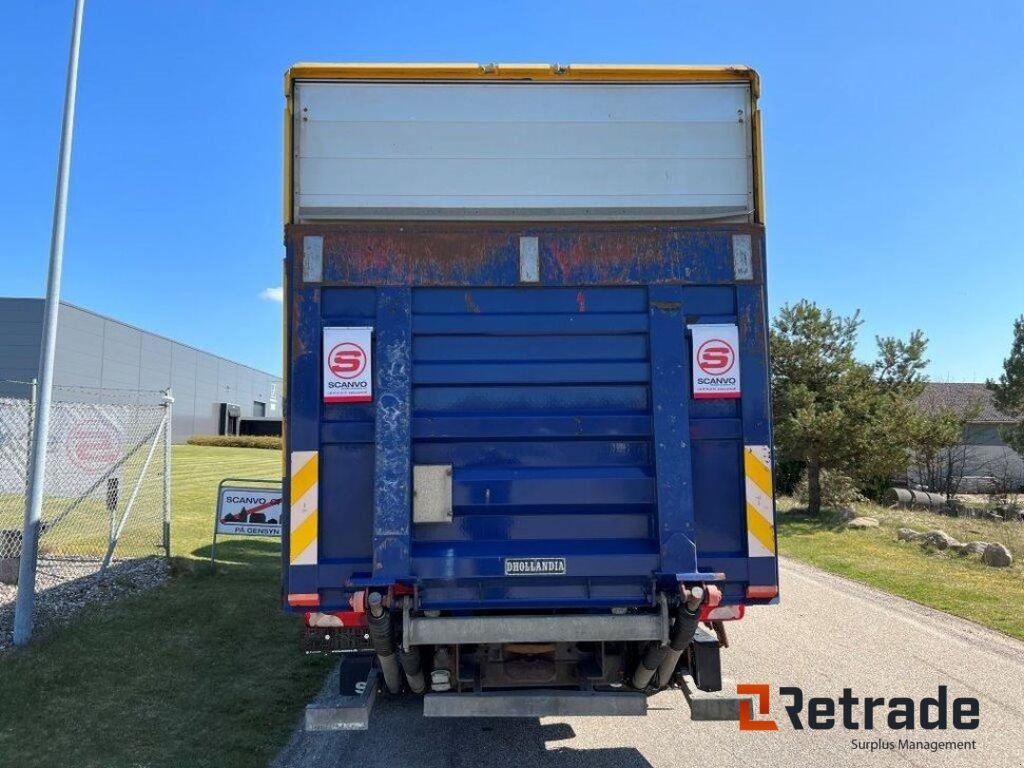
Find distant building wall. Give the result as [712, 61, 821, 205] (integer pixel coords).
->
[0, 298, 44, 396]
[960, 423, 1024, 490]
[0, 298, 280, 443]
[912, 382, 1024, 493]
[909, 424, 1024, 493]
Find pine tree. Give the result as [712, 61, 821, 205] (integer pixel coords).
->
[987, 315, 1024, 455]
[771, 301, 929, 515]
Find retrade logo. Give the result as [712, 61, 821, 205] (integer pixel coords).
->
[736, 683, 980, 737]
[738, 684, 778, 731]
[328, 342, 367, 379]
[697, 338, 736, 375]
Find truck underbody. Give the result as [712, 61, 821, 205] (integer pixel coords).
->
[301, 591, 748, 729]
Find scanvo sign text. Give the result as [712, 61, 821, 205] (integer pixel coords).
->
[323, 327, 373, 403]
[691, 324, 741, 399]
[216, 486, 283, 537]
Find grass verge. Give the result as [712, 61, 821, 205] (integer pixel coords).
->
[0, 446, 331, 768]
[778, 498, 1024, 641]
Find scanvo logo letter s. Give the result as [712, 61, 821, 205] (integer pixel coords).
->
[328, 343, 367, 379]
[697, 338, 736, 375]
[738, 684, 778, 731]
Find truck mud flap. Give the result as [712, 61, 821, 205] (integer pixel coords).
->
[677, 625, 748, 721]
[424, 690, 647, 718]
[304, 654, 379, 732]
[679, 675, 753, 721]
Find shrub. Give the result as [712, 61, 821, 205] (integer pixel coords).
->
[186, 435, 281, 450]
[794, 468, 864, 509]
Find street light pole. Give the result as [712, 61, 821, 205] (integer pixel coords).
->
[14, 0, 87, 646]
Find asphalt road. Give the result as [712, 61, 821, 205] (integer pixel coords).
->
[273, 559, 1024, 768]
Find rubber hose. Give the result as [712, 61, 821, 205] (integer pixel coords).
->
[653, 604, 701, 689]
[631, 641, 669, 690]
[367, 608, 403, 694]
[398, 647, 426, 694]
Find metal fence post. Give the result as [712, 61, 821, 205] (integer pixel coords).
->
[13, 0, 86, 647]
[162, 388, 173, 558]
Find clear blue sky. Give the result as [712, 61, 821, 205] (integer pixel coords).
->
[2, 1, 1021, 379]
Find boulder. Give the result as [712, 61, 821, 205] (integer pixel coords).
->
[919, 530, 961, 550]
[897, 528, 922, 542]
[836, 507, 858, 523]
[846, 517, 879, 529]
[982, 543, 1013, 568]
[953, 541, 990, 556]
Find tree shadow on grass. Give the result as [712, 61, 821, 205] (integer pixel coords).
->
[191, 538, 280, 565]
[777, 507, 845, 536]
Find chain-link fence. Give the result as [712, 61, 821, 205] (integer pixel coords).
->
[0, 381, 171, 615]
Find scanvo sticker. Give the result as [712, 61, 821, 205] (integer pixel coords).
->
[323, 327, 373, 403]
[691, 324, 741, 399]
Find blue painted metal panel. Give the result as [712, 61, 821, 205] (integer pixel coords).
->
[284, 224, 775, 612]
[413, 287, 648, 314]
[414, 440, 651, 467]
[372, 288, 413, 580]
[414, 384, 650, 413]
[413, 313, 650, 335]
[414, 361, 650, 385]
[647, 285, 697, 580]
[414, 513, 651, 542]
[319, 444, 374, 562]
[412, 552, 659, 580]
[315, 288, 377, 585]
[415, 334, 649, 362]
[282, 273, 322, 598]
[453, 466, 655, 509]
[407, 285, 658, 605]
[737, 235, 780, 597]
[692, 439, 745, 554]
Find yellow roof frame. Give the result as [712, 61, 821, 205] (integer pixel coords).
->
[285, 62, 758, 96]
[283, 63, 763, 224]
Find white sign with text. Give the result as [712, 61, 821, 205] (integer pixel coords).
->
[323, 327, 373, 403]
[216, 486, 283, 536]
[691, 324, 742, 399]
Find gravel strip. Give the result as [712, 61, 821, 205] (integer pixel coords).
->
[0, 556, 169, 651]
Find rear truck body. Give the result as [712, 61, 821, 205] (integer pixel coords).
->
[282, 63, 778, 726]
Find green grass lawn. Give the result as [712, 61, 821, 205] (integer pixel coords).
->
[778, 499, 1024, 641]
[6, 449, 1021, 765]
[0, 446, 332, 768]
